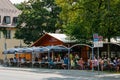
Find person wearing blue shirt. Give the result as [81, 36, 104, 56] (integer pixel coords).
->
[62, 55, 69, 69]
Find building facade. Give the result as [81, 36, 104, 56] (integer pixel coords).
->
[0, 0, 26, 60]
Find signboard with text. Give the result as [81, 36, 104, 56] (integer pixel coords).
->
[93, 34, 103, 47]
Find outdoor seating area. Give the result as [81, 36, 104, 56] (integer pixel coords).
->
[3, 45, 120, 72]
[3, 45, 69, 69]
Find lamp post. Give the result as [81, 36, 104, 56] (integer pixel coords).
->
[91, 46, 94, 71]
[68, 48, 70, 70]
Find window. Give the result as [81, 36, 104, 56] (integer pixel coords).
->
[13, 17, 18, 24]
[4, 30, 11, 39]
[3, 16, 11, 24]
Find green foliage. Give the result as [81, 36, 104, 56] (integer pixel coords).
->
[0, 28, 7, 37]
[56, 0, 120, 43]
[15, 0, 61, 45]
[15, 0, 120, 45]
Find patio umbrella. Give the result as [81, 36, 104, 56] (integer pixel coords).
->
[15, 47, 33, 53]
[3, 50, 8, 54]
[3, 48, 18, 54]
[32, 47, 48, 53]
[45, 45, 68, 52]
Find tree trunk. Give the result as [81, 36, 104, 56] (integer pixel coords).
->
[107, 37, 110, 58]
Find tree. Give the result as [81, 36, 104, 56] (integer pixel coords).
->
[100, 0, 120, 42]
[55, 0, 120, 43]
[55, 0, 92, 43]
[15, 0, 61, 45]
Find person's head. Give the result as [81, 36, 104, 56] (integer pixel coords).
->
[75, 54, 78, 56]
[19, 57, 21, 59]
[80, 57, 83, 60]
[65, 54, 68, 57]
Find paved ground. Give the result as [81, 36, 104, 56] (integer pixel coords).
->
[0, 65, 120, 80]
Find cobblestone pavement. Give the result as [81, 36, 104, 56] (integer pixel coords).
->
[0, 66, 120, 80]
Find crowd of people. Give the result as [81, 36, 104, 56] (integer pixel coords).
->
[9, 57, 27, 67]
[70, 55, 120, 72]
[3, 54, 120, 72]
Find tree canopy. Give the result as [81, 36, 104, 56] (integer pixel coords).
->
[55, 0, 120, 43]
[15, 0, 61, 45]
[15, 0, 120, 45]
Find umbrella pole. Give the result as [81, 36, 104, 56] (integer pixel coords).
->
[18, 54, 20, 67]
[32, 52, 34, 68]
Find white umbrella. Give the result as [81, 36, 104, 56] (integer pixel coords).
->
[15, 47, 33, 53]
[3, 48, 18, 54]
[32, 47, 48, 53]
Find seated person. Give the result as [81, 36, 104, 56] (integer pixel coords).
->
[49, 58, 55, 69]
[77, 58, 85, 70]
[34, 57, 39, 67]
[21, 57, 26, 67]
[115, 58, 120, 72]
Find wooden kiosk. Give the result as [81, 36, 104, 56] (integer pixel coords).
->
[31, 33, 89, 62]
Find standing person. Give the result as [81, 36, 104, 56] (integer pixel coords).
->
[94, 57, 98, 70]
[62, 55, 69, 69]
[100, 58, 104, 71]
